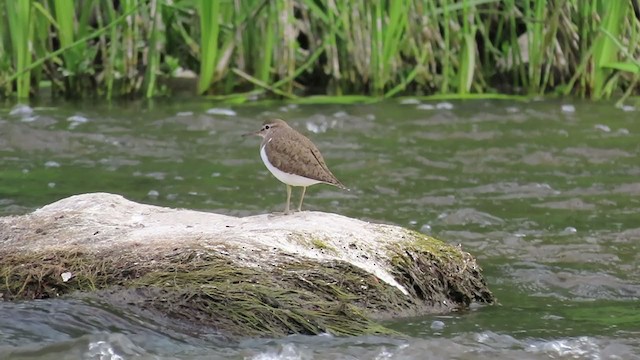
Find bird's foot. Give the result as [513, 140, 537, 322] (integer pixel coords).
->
[271, 210, 293, 215]
[285, 208, 302, 215]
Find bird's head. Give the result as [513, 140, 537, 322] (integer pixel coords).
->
[243, 119, 289, 138]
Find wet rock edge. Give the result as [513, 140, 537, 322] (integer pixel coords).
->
[0, 203, 494, 339]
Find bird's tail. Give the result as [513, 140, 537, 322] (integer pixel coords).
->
[334, 181, 349, 191]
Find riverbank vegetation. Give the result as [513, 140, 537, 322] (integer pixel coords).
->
[1, 0, 639, 102]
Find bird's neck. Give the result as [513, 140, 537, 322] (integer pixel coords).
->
[260, 135, 270, 149]
[260, 132, 279, 148]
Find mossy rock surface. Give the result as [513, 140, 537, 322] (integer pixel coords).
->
[0, 193, 494, 339]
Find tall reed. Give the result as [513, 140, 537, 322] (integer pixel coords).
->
[4, 1, 33, 98]
[0, 0, 638, 100]
[197, 0, 220, 94]
[592, 0, 629, 99]
[457, 0, 477, 94]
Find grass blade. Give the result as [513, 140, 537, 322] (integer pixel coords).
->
[197, 0, 220, 94]
[592, 0, 629, 99]
[5, 0, 33, 98]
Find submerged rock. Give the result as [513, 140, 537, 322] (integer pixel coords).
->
[0, 193, 494, 338]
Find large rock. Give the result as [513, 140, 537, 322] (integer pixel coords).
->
[0, 193, 494, 338]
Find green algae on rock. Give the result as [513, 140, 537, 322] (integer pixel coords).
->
[0, 193, 494, 338]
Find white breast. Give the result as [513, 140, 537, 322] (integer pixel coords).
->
[260, 145, 321, 187]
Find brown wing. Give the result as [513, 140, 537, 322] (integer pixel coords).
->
[265, 128, 346, 189]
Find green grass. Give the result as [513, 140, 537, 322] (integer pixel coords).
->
[5, 0, 32, 98]
[457, 0, 476, 94]
[0, 0, 638, 100]
[592, 1, 630, 99]
[196, 0, 220, 94]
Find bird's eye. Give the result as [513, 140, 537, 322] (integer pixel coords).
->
[264, 125, 270, 130]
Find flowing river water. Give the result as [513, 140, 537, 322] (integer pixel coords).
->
[0, 99, 639, 359]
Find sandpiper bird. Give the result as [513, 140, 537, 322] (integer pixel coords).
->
[244, 119, 347, 214]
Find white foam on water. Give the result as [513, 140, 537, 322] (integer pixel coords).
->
[9, 104, 34, 116]
[594, 124, 611, 132]
[400, 98, 420, 105]
[373, 346, 395, 360]
[250, 343, 309, 360]
[86, 340, 124, 360]
[206, 108, 237, 116]
[417, 103, 435, 110]
[560, 226, 578, 235]
[526, 336, 600, 358]
[67, 115, 88, 123]
[304, 121, 326, 134]
[430, 320, 445, 330]
[436, 102, 454, 110]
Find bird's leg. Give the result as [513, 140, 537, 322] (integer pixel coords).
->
[285, 184, 292, 215]
[298, 186, 307, 212]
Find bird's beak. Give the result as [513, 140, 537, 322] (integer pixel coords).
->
[241, 130, 259, 137]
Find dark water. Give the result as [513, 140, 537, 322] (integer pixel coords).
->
[1, 99, 639, 359]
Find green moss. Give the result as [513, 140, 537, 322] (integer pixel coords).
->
[387, 229, 495, 309]
[0, 248, 406, 338]
[286, 231, 337, 253]
[0, 250, 128, 300]
[133, 259, 404, 337]
[406, 230, 463, 258]
[0, 227, 494, 338]
[310, 238, 335, 252]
